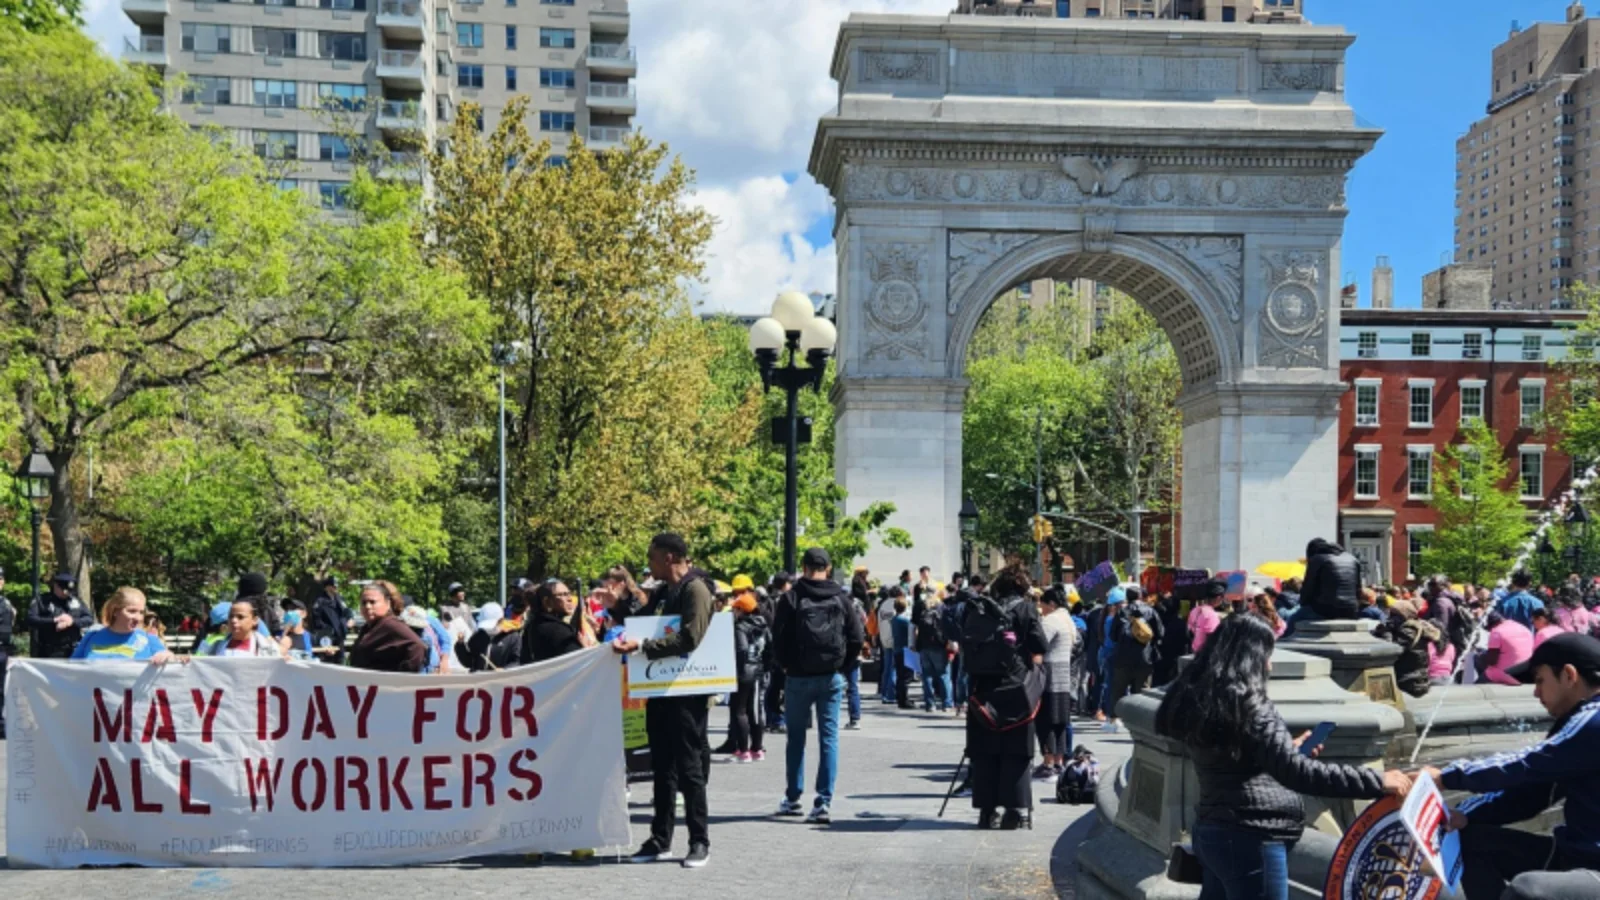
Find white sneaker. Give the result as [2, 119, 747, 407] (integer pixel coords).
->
[775, 798, 805, 817]
[806, 804, 832, 825]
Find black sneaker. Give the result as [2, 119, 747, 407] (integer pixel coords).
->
[629, 839, 671, 863]
[682, 843, 710, 869]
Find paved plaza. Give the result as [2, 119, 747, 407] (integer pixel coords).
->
[0, 699, 1129, 899]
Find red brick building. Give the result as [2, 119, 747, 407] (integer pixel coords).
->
[1338, 309, 1586, 585]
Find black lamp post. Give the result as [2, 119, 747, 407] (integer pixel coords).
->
[958, 495, 980, 576]
[1539, 532, 1558, 585]
[15, 447, 54, 605]
[749, 292, 837, 574]
[1568, 500, 1591, 578]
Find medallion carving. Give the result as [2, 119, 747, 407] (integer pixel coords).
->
[1258, 250, 1329, 369]
[864, 243, 929, 361]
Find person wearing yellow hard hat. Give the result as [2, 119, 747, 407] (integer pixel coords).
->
[712, 575, 760, 757]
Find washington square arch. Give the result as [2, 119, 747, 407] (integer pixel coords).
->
[809, 12, 1380, 578]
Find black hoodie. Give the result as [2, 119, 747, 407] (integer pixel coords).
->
[1301, 538, 1362, 620]
[773, 576, 864, 677]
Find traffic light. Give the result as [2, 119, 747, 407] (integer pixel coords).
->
[1031, 514, 1054, 543]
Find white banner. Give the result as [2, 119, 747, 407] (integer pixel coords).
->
[4, 647, 631, 868]
[623, 613, 737, 698]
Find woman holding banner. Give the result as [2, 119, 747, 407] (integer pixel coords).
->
[349, 581, 426, 673]
[203, 597, 284, 658]
[71, 587, 178, 665]
[523, 579, 597, 663]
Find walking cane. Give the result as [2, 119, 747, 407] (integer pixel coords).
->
[937, 751, 968, 818]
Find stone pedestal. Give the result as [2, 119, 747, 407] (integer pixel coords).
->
[1280, 619, 1403, 708]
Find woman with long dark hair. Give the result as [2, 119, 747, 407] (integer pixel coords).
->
[1155, 614, 1410, 899]
[963, 564, 1048, 830]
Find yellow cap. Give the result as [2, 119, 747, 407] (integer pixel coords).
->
[731, 574, 755, 592]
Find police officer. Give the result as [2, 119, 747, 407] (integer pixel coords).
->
[0, 564, 13, 739]
[27, 572, 91, 659]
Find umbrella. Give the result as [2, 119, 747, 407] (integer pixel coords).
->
[1254, 560, 1306, 581]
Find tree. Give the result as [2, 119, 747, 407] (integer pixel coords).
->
[0, 0, 81, 34]
[1420, 418, 1533, 587]
[0, 29, 405, 593]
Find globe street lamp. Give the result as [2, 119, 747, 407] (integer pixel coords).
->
[749, 291, 837, 574]
[958, 495, 980, 576]
[14, 447, 54, 605]
[1567, 500, 1591, 579]
[492, 341, 527, 608]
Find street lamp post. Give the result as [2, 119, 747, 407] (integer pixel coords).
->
[492, 342, 526, 608]
[749, 292, 837, 574]
[1540, 532, 1558, 586]
[1568, 500, 1591, 579]
[958, 495, 980, 576]
[14, 448, 55, 606]
[1126, 505, 1150, 583]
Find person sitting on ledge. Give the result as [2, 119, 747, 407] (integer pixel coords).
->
[1296, 538, 1362, 623]
[1418, 632, 1600, 900]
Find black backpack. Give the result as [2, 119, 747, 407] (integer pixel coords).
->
[918, 604, 944, 647]
[794, 595, 848, 671]
[962, 595, 1025, 677]
[488, 627, 523, 669]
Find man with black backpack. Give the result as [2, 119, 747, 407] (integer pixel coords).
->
[771, 547, 864, 826]
[1107, 585, 1164, 731]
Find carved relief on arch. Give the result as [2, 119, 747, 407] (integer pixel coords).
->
[1152, 236, 1244, 324]
[1258, 250, 1329, 369]
[863, 243, 930, 361]
[946, 231, 1046, 315]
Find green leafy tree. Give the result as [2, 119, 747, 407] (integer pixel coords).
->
[0, 0, 81, 33]
[1420, 418, 1533, 586]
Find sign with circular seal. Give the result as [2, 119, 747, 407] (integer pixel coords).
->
[1323, 796, 1442, 900]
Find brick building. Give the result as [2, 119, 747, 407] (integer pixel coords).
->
[1338, 309, 1586, 585]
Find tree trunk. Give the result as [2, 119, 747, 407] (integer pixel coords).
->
[45, 451, 86, 603]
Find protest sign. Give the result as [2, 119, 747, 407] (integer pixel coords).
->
[1323, 795, 1442, 900]
[4, 648, 631, 868]
[1075, 561, 1119, 605]
[622, 612, 737, 698]
[1398, 772, 1464, 890]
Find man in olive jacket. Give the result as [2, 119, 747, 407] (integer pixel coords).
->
[611, 532, 716, 870]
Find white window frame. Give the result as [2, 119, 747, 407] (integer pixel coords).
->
[1523, 333, 1544, 361]
[1407, 445, 1434, 499]
[1357, 331, 1378, 359]
[1520, 444, 1546, 500]
[1354, 378, 1381, 427]
[1409, 378, 1435, 427]
[1407, 525, 1434, 582]
[1520, 378, 1546, 425]
[1354, 444, 1380, 500]
[1462, 332, 1484, 359]
[1460, 378, 1486, 421]
[1411, 333, 1432, 357]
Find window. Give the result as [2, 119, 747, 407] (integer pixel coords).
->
[505, 66, 517, 90]
[1354, 380, 1380, 427]
[540, 68, 575, 88]
[457, 63, 483, 88]
[258, 0, 296, 7]
[1357, 331, 1378, 358]
[1056, 0, 1069, 14]
[1521, 447, 1545, 498]
[318, 32, 365, 60]
[1460, 380, 1485, 421]
[1462, 332, 1483, 359]
[1354, 447, 1379, 499]
[540, 111, 575, 132]
[180, 23, 230, 53]
[1220, 5, 1235, 20]
[1409, 382, 1433, 427]
[318, 133, 351, 161]
[274, 179, 298, 193]
[546, 155, 567, 168]
[253, 130, 297, 160]
[541, 0, 574, 3]
[1408, 447, 1433, 498]
[1017, 282, 1033, 299]
[319, 0, 365, 8]
[539, 27, 575, 48]
[1408, 527, 1433, 581]
[182, 75, 231, 105]
[1521, 379, 1546, 425]
[505, 25, 516, 50]
[253, 78, 295, 108]
[1522, 333, 1543, 360]
[318, 82, 367, 110]
[457, 22, 483, 47]
[319, 181, 350, 211]
[1411, 333, 1431, 357]
[253, 27, 297, 57]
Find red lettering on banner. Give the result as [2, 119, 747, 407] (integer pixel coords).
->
[179, 759, 211, 815]
[140, 690, 177, 744]
[421, 755, 452, 811]
[412, 688, 443, 743]
[131, 759, 164, 813]
[300, 685, 336, 740]
[507, 748, 543, 802]
[92, 688, 133, 743]
[336, 756, 371, 812]
[501, 686, 537, 739]
[191, 688, 224, 743]
[456, 689, 492, 742]
[256, 686, 289, 741]
[462, 752, 496, 808]
[377, 756, 413, 811]
[345, 685, 377, 739]
[86, 757, 122, 812]
[244, 758, 285, 812]
[291, 758, 328, 812]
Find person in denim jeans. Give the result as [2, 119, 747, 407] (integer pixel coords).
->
[771, 548, 865, 825]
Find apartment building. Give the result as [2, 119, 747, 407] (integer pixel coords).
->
[122, 0, 634, 209]
[954, 0, 1303, 23]
[1453, 2, 1600, 310]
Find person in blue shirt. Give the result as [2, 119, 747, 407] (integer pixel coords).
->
[1497, 571, 1546, 630]
[1419, 632, 1600, 900]
[72, 587, 176, 665]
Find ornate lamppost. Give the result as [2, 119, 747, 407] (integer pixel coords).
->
[14, 448, 54, 605]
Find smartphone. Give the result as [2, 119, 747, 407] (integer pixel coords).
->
[1300, 721, 1336, 756]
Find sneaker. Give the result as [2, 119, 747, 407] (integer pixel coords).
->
[1032, 764, 1056, 780]
[734, 751, 752, 763]
[682, 843, 710, 869]
[753, 750, 767, 761]
[769, 724, 786, 734]
[806, 804, 832, 825]
[1093, 710, 1107, 723]
[629, 840, 671, 864]
[845, 720, 861, 730]
[775, 798, 805, 817]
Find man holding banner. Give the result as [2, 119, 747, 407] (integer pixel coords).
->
[611, 532, 716, 870]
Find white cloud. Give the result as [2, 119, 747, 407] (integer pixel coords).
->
[84, 0, 133, 52]
[690, 175, 837, 315]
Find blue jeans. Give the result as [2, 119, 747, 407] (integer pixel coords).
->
[1097, 649, 1116, 716]
[784, 672, 844, 807]
[919, 649, 950, 709]
[1192, 821, 1289, 900]
[879, 645, 897, 700]
[845, 666, 861, 723]
[950, 651, 968, 706]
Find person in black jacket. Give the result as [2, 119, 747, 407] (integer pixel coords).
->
[1298, 538, 1362, 621]
[963, 563, 1049, 830]
[26, 572, 91, 659]
[729, 592, 769, 761]
[1156, 614, 1411, 899]
[1107, 586, 1164, 726]
[1154, 593, 1186, 686]
[308, 576, 351, 664]
[770, 547, 864, 825]
[521, 579, 594, 664]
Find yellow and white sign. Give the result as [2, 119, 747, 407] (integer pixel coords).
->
[623, 613, 737, 699]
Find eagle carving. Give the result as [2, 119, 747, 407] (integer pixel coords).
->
[1060, 156, 1143, 198]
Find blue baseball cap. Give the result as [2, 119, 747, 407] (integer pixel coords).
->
[210, 601, 232, 626]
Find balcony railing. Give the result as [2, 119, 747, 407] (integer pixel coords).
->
[378, 0, 421, 15]
[378, 100, 426, 125]
[587, 82, 635, 100]
[589, 126, 629, 145]
[380, 49, 422, 68]
[587, 43, 635, 62]
[125, 34, 166, 54]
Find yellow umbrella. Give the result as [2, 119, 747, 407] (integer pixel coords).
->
[1255, 561, 1306, 581]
